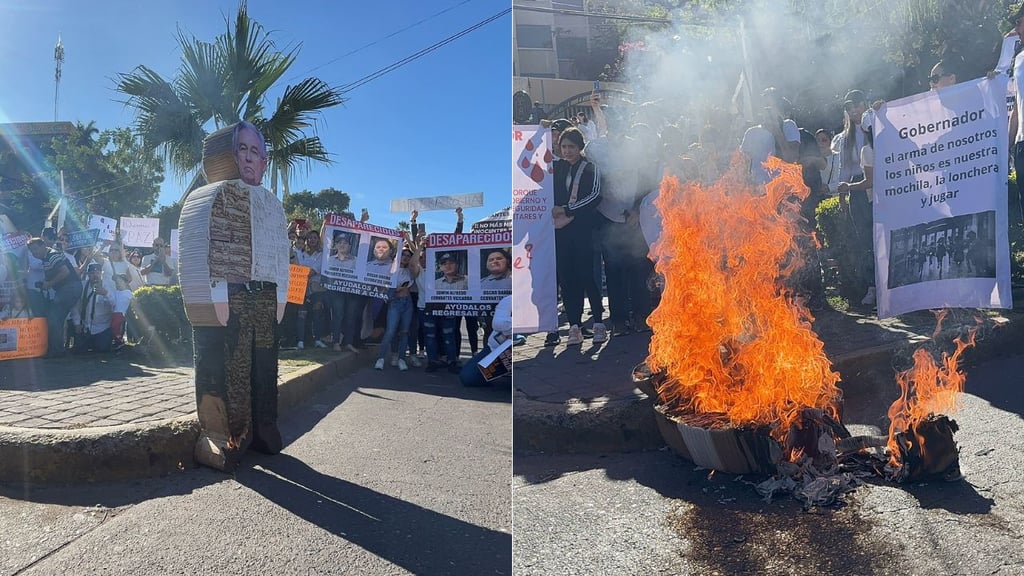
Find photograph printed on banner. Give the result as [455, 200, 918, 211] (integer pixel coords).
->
[436, 250, 469, 291]
[326, 229, 358, 273]
[366, 236, 397, 278]
[479, 247, 512, 292]
[886, 210, 996, 289]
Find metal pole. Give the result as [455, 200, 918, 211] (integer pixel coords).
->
[54, 36, 64, 122]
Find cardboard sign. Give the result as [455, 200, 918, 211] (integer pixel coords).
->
[423, 231, 512, 317]
[169, 228, 180, 259]
[476, 339, 513, 381]
[88, 214, 117, 241]
[0, 318, 47, 361]
[287, 264, 310, 304]
[320, 214, 405, 300]
[65, 229, 99, 250]
[119, 217, 160, 247]
[390, 193, 484, 213]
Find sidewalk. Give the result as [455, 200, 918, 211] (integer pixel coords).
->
[0, 345, 373, 485]
[513, 301, 1024, 455]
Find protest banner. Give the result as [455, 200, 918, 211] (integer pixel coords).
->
[389, 193, 484, 213]
[423, 230, 512, 317]
[88, 214, 117, 242]
[471, 206, 512, 232]
[169, 228, 180, 259]
[512, 125, 558, 332]
[872, 75, 1011, 318]
[320, 214, 404, 300]
[0, 318, 47, 361]
[119, 217, 160, 247]
[287, 264, 310, 305]
[65, 229, 99, 250]
[996, 35, 1019, 114]
[1, 232, 30, 253]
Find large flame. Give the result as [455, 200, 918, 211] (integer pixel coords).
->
[886, 313, 976, 466]
[647, 157, 841, 443]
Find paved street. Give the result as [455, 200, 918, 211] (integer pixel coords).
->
[2, 356, 512, 576]
[513, 350, 1024, 576]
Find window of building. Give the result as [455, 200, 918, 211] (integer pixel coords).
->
[556, 36, 587, 61]
[553, 0, 585, 9]
[516, 24, 553, 49]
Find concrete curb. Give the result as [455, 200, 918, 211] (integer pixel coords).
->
[512, 315, 1024, 456]
[0, 350, 373, 486]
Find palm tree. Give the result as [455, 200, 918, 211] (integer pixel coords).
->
[114, 1, 344, 197]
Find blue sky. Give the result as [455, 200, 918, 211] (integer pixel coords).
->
[0, 0, 510, 233]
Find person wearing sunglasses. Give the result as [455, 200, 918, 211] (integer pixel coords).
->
[927, 61, 957, 90]
[140, 237, 177, 285]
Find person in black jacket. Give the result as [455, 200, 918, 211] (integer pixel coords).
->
[552, 127, 604, 346]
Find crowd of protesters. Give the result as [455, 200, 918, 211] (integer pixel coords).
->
[530, 64, 980, 345]
[0, 225, 173, 357]
[0, 205, 504, 388]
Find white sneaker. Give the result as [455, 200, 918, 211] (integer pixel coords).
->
[296, 341, 305, 350]
[374, 358, 384, 370]
[390, 354, 399, 367]
[861, 287, 876, 306]
[408, 356, 423, 368]
[567, 325, 583, 346]
[593, 323, 608, 344]
[398, 359, 408, 371]
[314, 340, 327, 349]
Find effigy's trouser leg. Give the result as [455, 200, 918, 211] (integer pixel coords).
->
[193, 288, 280, 471]
[249, 288, 281, 454]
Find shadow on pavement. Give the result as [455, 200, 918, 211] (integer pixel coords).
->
[240, 453, 511, 575]
[962, 356, 1024, 420]
[0, 466, 224, 506]
[0, 354, 164, 392]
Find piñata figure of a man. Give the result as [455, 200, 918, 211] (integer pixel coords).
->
[179, 121, 290, 471]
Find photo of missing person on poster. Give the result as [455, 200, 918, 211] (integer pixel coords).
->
[479, 247, 511, 292]
[328, 230, 358, 272]
[436, 250, 468, 291]
[366, 236, 396, 275]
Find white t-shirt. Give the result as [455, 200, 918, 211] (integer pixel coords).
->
[141, 254, 178, 285]
[860, 145, 875, 201]
[740, 119, 800, 184]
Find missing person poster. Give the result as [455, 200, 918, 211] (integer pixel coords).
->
[320, 214, 405, 300]
[423, 230, 512, 316]
[872, 75, 1011, 318]
[512, 125, 558, 332]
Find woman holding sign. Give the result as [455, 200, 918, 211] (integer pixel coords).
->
[374, 247, 417, 371]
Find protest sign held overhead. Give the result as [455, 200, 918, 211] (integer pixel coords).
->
[65, 228, 99, 251]
[872, 75, 1011, 318]
[512, 125, 557, 333]
[88, 214, 118, 242]
[471, 206, 512, 232]
[119, 217, 160, 247]
[390, 193, 484, 213]
[320, 214, 404, 300]
[423, 230, 512, 317]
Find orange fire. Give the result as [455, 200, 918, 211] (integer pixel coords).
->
[647, 156, 841, 444]
[886, 314, 976, 466]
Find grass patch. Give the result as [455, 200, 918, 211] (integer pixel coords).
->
[826, 295, 849, 313]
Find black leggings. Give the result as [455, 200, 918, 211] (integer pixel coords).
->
[556, 224, 604, 327]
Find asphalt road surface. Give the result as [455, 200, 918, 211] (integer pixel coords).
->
[2, 358, 512, 576]
[513, 351, 1024, 576]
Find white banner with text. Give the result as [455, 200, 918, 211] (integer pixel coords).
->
[320, 214, 404, 300]
[872, 76, 1011, 318]
[423, 231, 512, 317]
[512, 125, 557, 333]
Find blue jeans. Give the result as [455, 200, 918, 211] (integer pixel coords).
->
[377, 296, 413, 361]
[421, 311, 459, 366]
[296, 290, 327, 343]
[460, 346, 492, 387]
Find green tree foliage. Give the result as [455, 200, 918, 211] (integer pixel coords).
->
[114, 1, 344, 195]
[50, 122, 164, 228]
[0, 150, 53, 233]
[155, 200, 184, 241]
[282, 187, 352, 231]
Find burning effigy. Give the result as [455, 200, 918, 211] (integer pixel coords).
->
[639, 156, 974, 506]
